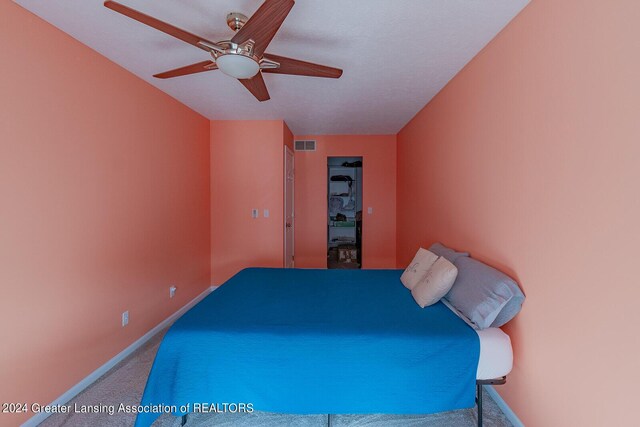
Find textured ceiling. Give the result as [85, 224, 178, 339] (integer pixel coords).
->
[14, 0, 529, 134]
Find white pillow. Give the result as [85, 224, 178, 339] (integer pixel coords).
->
[400, 248, 439, 290]
[411, 257, 458, 308]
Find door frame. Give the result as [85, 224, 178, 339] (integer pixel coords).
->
[284, 146, 295, 268]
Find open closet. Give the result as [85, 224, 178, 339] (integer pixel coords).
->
[327, 157, 362, 269]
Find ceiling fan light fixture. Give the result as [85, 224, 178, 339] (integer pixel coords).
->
[216, 54, 260, 79]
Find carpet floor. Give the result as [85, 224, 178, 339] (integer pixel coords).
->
[40, 329, 512, 427]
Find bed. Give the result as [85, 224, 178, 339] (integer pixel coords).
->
[135, 268, 512, 427]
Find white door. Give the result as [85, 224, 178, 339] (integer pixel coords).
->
[284, 147, 295, 268]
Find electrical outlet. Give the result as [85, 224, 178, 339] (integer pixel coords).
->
[169, 285, 177, 298]
[263, 209, 269, 218]
[122, 311, 129, 327]
[368, 207, 373, 214]
[251, 209, 259, 218]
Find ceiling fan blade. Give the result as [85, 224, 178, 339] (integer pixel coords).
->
[104, 1, 214, 52]
[231, 0, 294, 57]
[239, 73, 270, 102]
[153, 61, 217, 79]
[262, 54, 343, 78]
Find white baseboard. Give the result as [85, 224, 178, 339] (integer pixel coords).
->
[484, 385, 525, 427]
[22, 285, 218, 427]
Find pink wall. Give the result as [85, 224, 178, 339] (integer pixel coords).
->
[396, 0, 640, 425]
[283, 122, 294, 151]
[294, 135, 397, 269]
[210, 121, 291, 285]
[0, 3, 211, 426]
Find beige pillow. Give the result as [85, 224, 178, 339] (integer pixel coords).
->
[411, 257, 458, 308]
[400, 248, 439, 290]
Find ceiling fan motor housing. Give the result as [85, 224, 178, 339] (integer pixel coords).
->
[226, 12, 248, 31]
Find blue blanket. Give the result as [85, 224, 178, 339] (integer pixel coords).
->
[136, 268, 479, 426]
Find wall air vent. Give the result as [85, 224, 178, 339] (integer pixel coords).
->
[294, 140, 316, 151]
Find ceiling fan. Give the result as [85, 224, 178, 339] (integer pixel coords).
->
[104, 0, 343, 102]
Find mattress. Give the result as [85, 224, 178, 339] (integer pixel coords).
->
[441, 299, 513, 380]
[476, 328, 513, 380]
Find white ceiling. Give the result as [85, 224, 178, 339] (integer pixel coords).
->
[14, 0, 529, 135]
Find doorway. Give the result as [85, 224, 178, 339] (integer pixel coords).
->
[284, 146, 295, 268]
[327, 157, 362, 269]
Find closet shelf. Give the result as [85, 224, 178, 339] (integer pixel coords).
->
[330, 239, 356, 244]
[329, 222, 356, 227]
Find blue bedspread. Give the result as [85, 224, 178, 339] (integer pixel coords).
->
[135, 268, 479, 426]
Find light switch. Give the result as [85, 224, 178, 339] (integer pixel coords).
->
[122, 311, 129, 327]
[368, 207, 373, 214]
[252, 209, 259, 218]
[263, 209, 270, 218]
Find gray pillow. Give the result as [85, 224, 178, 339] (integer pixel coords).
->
[429, 242, 469, 264]
[445, 257, 524, 329]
